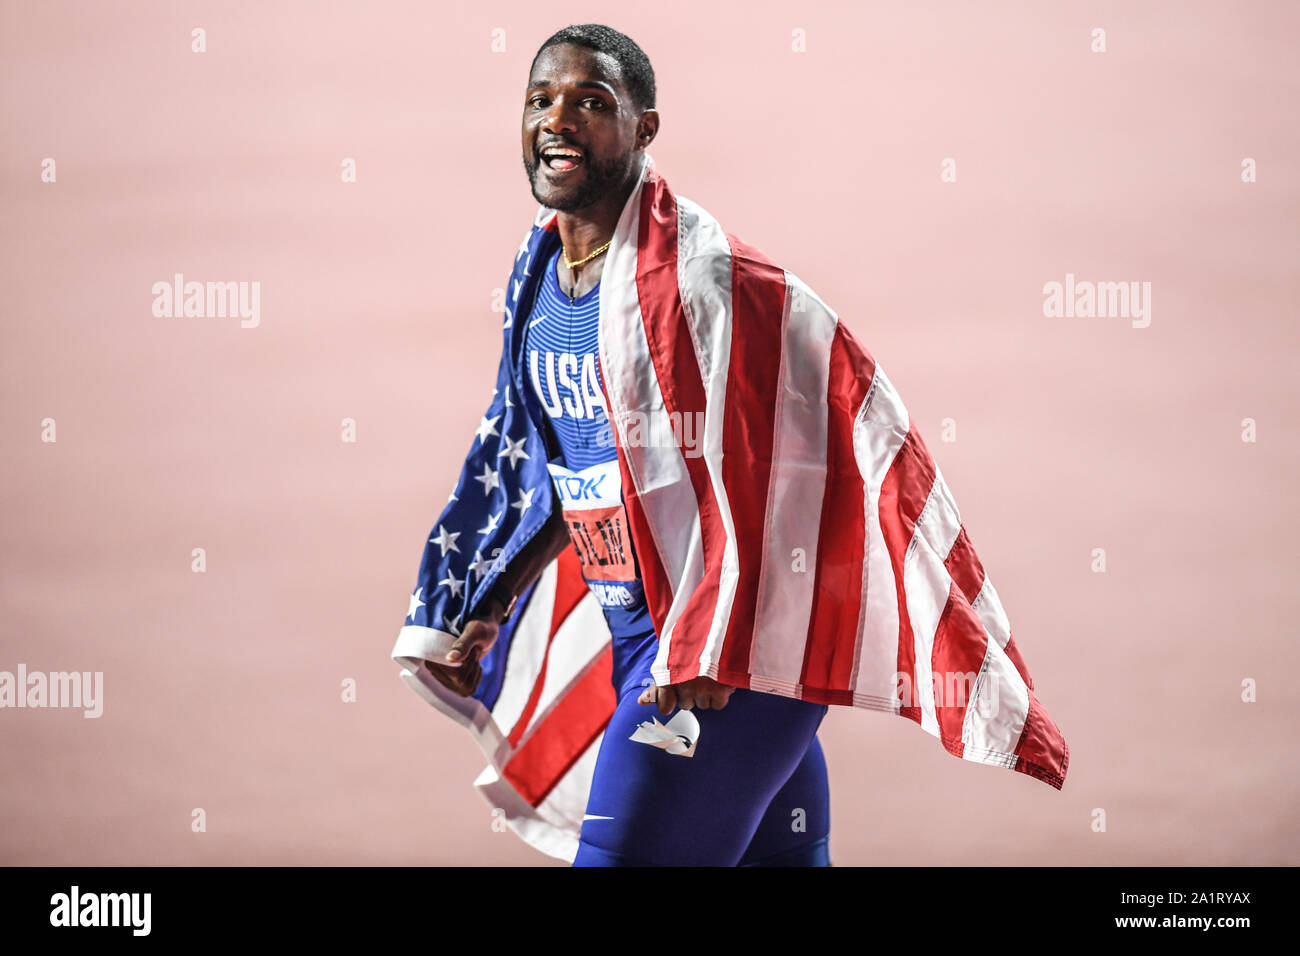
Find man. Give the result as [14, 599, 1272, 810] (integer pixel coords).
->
[392, 24, 1068, 867]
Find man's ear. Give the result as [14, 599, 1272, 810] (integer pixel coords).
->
[636, 109, 660, 145]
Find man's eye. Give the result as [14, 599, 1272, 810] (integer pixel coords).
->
[527, 95, 605, 110]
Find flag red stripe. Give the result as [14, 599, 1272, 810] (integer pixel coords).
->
[944, 526, 985, 605]
[1002, 635, 1033, 691]
[930, 580, 991, 750]
[502, 645, 614, 806]
[877, 425, 938, 720]
[1013, 690, 1069, 790]
[505, 547, 588, 748]
[716, 238, 787, 677]
[944, 526, 1034, 690]
[597, 348, 675, 648]
[635, 175, 726, 680]
[801, 324, 874, 699]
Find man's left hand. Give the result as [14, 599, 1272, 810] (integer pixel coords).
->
[638, 676, 735, 715]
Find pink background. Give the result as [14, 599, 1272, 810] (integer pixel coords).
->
[2, 1, 1297, 865]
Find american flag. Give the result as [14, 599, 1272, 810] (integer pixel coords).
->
[393, 152, 1069, 861]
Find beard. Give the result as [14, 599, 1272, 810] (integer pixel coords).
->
[524, 150, 634, 212]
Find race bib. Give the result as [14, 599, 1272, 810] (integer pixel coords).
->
[547, 460, 637, 587]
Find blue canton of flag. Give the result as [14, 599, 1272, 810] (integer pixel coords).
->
[404, 214, 564, 637]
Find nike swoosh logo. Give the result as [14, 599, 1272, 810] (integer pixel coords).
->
[582, 814, 614, 822]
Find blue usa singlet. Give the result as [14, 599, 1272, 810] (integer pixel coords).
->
[522, 247, 657, 678]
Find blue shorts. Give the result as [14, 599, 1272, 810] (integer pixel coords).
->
[573, 630, 831, 866]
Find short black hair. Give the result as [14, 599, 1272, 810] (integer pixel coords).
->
[531, 24, 656, 114]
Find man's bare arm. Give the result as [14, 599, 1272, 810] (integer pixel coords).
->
[482, 504, 571, 619]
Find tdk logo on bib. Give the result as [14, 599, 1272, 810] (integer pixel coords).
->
[550, 459, 616, 505]
[553, 468, 613, 504]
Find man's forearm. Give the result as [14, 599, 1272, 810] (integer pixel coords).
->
[475, 506, 571, 619]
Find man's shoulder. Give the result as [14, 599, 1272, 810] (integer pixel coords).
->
[510, 206, 560, 266]
[674, 196, 835, 322]
[672, 191, 787, 278]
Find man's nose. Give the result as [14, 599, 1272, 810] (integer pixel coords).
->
[541, 97, 579, 133]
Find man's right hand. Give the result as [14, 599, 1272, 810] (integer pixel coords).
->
[423, 616, 501, 697]
[419, 510, 567, 698]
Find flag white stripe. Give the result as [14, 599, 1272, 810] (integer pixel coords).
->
[522, 594, 612, 740]
[671, 194, 740, 675]
[850, 364, 907, 704]
[471, 733, 604, 863]
[903, 473, 963, 737]
[962, 637, 1031, 766]
[487, 559, 558, 735]
[971, 575, 1013, 651]
[962, 570, 1031, 760]
[748, 272, 836, 689]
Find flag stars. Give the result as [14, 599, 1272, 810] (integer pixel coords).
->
[444, 616, 462, 638]
[473, 462, 500, 495]
[498, 434, 529, 469]
[430, 524, 461, 557]
[511, 487, 535, 517]
[407, 587, 426, 622]
[476, 414, 501, 446]
[438, 570, 465, 598]
[467, 549, 490, 580]
[478, 508, 504, 536]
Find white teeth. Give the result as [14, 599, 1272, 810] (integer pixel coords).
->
[542, 152, 582, 170]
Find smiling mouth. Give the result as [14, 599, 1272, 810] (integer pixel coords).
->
[540, 150, 584, 174]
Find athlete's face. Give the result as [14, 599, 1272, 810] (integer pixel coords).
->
[522, 44, 647, 212]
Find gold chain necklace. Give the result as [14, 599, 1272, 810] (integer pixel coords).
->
[561, 239, 612, 304]
[563, 239, 612, 269]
